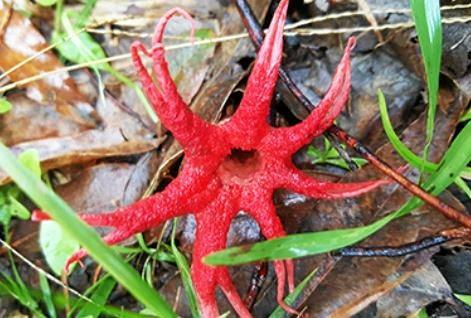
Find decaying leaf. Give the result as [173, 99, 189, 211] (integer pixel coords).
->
[0, 128, 161, 185]
[0, 94, 86, 146]
[0, 4, 97, 127]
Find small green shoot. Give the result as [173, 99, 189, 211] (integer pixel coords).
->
[378, 89, 471, 198]
[307, 138, 367, 170]
[39, 273, 57, 318]
[0, 149, 40, 226]
[171, 219, 201, 317]
[0, 270, 44, 317]
[410, 0, 442, 171]
[76, 277, 117, 318]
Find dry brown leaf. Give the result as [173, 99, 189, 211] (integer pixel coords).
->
[0, 128, 161, 185]
[375, 261, 452, 317]
[0, 94, 86, 146]
[0, 4, 97, 127]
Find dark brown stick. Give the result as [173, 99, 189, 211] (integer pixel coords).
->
[244, 262, 268, 310]
[336, 227, 470, 257]
[233, 0, 471, 228]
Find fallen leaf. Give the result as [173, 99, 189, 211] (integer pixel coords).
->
[0, 128, 161, 185]
[0, 94, 85, 146]
[375, 261, 452, 317]
[0, 5, 97, 127]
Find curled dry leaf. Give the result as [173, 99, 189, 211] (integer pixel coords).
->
[0, 4, 97, 127]
[0, 128, 161, 185]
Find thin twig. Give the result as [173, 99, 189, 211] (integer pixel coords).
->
[244, 262, 268, 310]
[234, 0, 471, 228]
[1, 13, 470, 94]
[89, 3, 471, 29]
[336, 227, 470, 257]
[0, 33, 247, 94]
[285, 16, 471, 36]
[0, 28, 87, 82]
[356, 0, 384, 42]
[284, 3, 471, 30]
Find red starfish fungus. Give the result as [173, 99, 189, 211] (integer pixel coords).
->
[34, 0, 393, 316]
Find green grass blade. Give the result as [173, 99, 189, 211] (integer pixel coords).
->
[454, 177, 471, 199]
[455, 294, 471, 306]
[76, 277, 116, 318]
[205, 211, 398, 265]
[395, 119, 471, 218]
[0, 143, 176, 317]
[269, 268, 318, 318]
[171, 219, 200, 317]
[417, 308, 429, 318]
[377, 90, 436, 172]
[378, 89, 471, 198]
[39, 273, 57, 318]
[410, 0, 442, 164]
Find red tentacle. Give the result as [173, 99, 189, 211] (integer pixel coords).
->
[264, 37, 355, 156]
[192, 186, 249, 317]
[279, 165, 391, 199]
[33, 167, 222, 270]
[150, 8, 215, 152]
[130, 42, 164, 111]
[223, 0, 289, 149]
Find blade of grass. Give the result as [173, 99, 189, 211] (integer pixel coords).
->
[76, 276, 116, 318]
[0, 143, 176, 317]
[206, 120, 471, 266]
[205, 211, 399, 265]
[410, 0, 442, 171]
[31, 287, 147, 318]
[0, 272, 43, 317]
[377, 89, 471, 198]
[171, 219, 200, 318]
[1, 250, 45, 317]
[417, 308, 429, 318]
[269, 268, 317, 317]
[460, 109, 471, 122]
[39, 273, 57, 318]
[455, 294, 471, 306]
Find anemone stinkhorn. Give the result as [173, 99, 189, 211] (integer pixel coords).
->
[34, 0, 393, 316]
